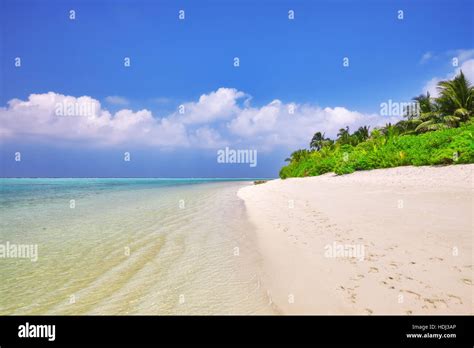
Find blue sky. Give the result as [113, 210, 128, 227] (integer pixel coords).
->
[1, 0, 473, 177]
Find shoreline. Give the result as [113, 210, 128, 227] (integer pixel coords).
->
[0, 180, 272, 315]
[238, 165, 473, 314]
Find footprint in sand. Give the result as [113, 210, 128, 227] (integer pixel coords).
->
[339, 286, 358, 303]
[349, 293, 357, 303]
[402, 290, 421, 300]
[389, 262, 399, 269]
[424, 298, 448, 309]
[461, 278, 472, 285]
[369, 267, 379, 273]
[365, 308, 373, 315]
[447, 294, 463, 305]
[350, 274, 365, 281]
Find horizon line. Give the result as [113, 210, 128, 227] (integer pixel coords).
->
[0, 177, 277, 180]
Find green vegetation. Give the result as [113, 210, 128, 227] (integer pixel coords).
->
[280, 71, 474, 179]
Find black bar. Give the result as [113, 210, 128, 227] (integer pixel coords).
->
[0, 315, 472, 346]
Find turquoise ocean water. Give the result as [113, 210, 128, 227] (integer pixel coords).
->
[0, 179, 275, 314]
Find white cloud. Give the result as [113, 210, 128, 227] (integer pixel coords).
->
[420, 52, 433, 64]
[173, 88, 246, 125]
[422, 58, 474, 97]
[422, 76, 442, 97]
[421, 49, 474, 97]
[189, 126, 228, 148]
[4, 49, 474, 151]
[0, 89, 394, 151]
[104, 95, 129, 106]
[228, 101, 389, 150]
[451, 49, 474, 63]
[0, 92, 187, 147]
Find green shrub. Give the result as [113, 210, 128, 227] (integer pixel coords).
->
[279, 123, 474, 178]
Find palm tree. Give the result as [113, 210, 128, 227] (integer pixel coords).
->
[381, 123, 399, 138]
[287, 149, 310, 163]
[353, 126, 370, 143]
[412, 92, 436, 115]
[436, 70, 473, 122]
[413, 72, 474, 133]
[395, 92, 436, 134]
[408, 73, 474, 133]
[310, 132, 326, 151]
[323, 138, 335, 148]
[337, 126, 351, 145]
[414, 111, 460, 133]
[394, 119, 417, 135]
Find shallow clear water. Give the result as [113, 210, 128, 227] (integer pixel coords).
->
[0, 179, 274, 314]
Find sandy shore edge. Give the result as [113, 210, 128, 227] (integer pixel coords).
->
[238, 165, 473, 314]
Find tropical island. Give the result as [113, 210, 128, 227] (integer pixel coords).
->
[280, 71, 474, 178]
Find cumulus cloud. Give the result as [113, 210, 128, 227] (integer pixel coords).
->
[189, 126, 228, 148]
[453, 49, 474, 63]
[172, 88, 246, 125]
[228, 100, 389, 150]
[0, 89, 393, 151]
[0, 92, 187, 147]
[422, 49, 474, 97]
[422, 59, 474, 97]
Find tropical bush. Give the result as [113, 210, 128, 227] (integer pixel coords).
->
[280, 71, 474, 179]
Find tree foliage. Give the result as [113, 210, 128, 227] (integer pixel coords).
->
[281, 71, 474, 178]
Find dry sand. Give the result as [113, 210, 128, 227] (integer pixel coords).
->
[238, 165, 473, 314]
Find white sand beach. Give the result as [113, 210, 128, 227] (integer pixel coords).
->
[238, 165, 473, 314]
